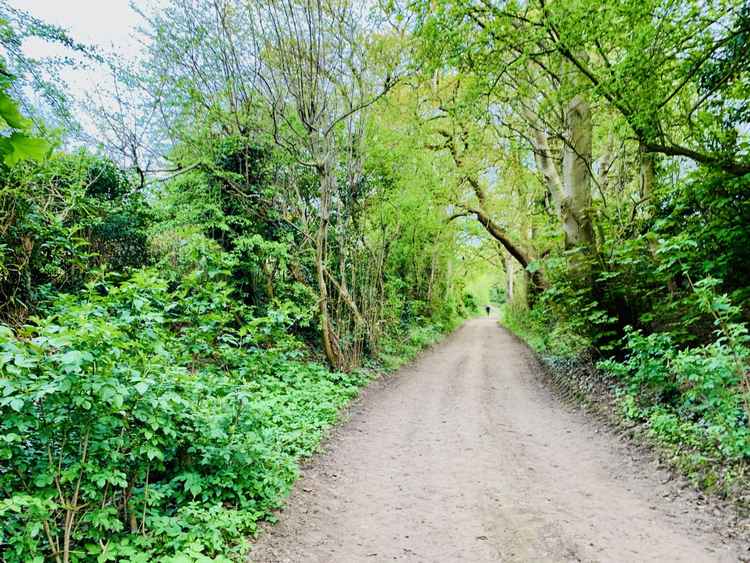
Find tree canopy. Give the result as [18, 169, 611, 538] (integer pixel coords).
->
[1, 0, 749, 560]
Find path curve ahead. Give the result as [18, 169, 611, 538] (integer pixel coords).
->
[251, 318, 743, 562]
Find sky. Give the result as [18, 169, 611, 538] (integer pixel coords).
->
[19, 0, 153, 57]
[10, 0, 166, 142]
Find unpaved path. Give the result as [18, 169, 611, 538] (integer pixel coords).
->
[250, 318, 746, 562]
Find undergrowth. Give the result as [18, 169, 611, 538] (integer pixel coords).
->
[377, 319, 459, 371]
[501, 280, 750, 498]
[0, 263, 455, 562]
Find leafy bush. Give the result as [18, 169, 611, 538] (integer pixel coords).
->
[0, 266, 369, 561]
[599, 281, 750, 483]
[461, 292, 478, 314]
[506, 171, 750, 357]
[501, 297, 591, 358]
[0, 152, 149, 323]
[378, 317, 458, 371]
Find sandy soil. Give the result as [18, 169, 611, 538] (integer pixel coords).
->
[250, 317, 747, 562]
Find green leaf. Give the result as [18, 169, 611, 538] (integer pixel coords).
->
[0, 91, 27, 129]
[13, 354, 36, 368]
[146, 446, 164, 461]
[59, 350, 86, 372]
[525, 260, 541, 274]
[0, 132, 49, 166]
[33, 473, 54, 487]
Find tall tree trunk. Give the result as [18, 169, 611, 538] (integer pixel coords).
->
[561, 94, 595, 249]
[315, 220, 339, 369]
[526, 98, 595, 252]
[314, 135, 342, 370]
[506, 254, 515, 303]
[639, 141, 655, 207]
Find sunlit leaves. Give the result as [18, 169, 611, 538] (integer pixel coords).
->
[0, 76, 49, 166]
[0, 266, 376, 561]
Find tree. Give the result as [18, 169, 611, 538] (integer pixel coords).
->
[415, 0, 750, 176]
[248, 0, 397, 368]
[0, 2, 91, 131]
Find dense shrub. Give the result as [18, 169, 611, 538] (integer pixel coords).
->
[506, 289, 750, 490]
[598, 325, 750, 491]
[0, 152, 149, 323]
[599, 280, 750, 482]
[506, 267, 750, 489]
[461, 292, 479, 314]
[0, 265, 369, 561]
[500, 293, 594, 358]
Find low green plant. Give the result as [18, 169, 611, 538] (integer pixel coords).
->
[0, 230, 458, 561]
[0, 265, 369, 561]
[599, 278, 750, 485]
[377, 318, 456, 370]
[501, 299, 590, 358]
[504, 269, 750, 490]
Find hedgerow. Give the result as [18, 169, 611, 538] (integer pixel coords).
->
[0, 264, 372, 561]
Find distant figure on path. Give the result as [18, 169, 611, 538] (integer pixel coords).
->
[485, 305, 491, 316]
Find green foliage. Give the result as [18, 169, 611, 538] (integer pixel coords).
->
[651, 172, 750, 312]
[501, 299, 591, 359]
[461, 292, 478, 314]
[378, 318, 458, 371]
[600, 317, 750, 481]
[0, 151, 149, 323]
[495, 165, 750, 357]
[149, 134, 305, 313]
[488, 284, 505, 306]
[0, 264, 371, 561]
[508, 264, 750, 488]
[0, 53, 49, 166]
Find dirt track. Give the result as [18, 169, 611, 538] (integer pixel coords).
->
[250, 317, 746, 562]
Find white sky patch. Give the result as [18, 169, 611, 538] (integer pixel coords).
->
[10, 1, 165, 142]
[19, 0, 147, 52]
